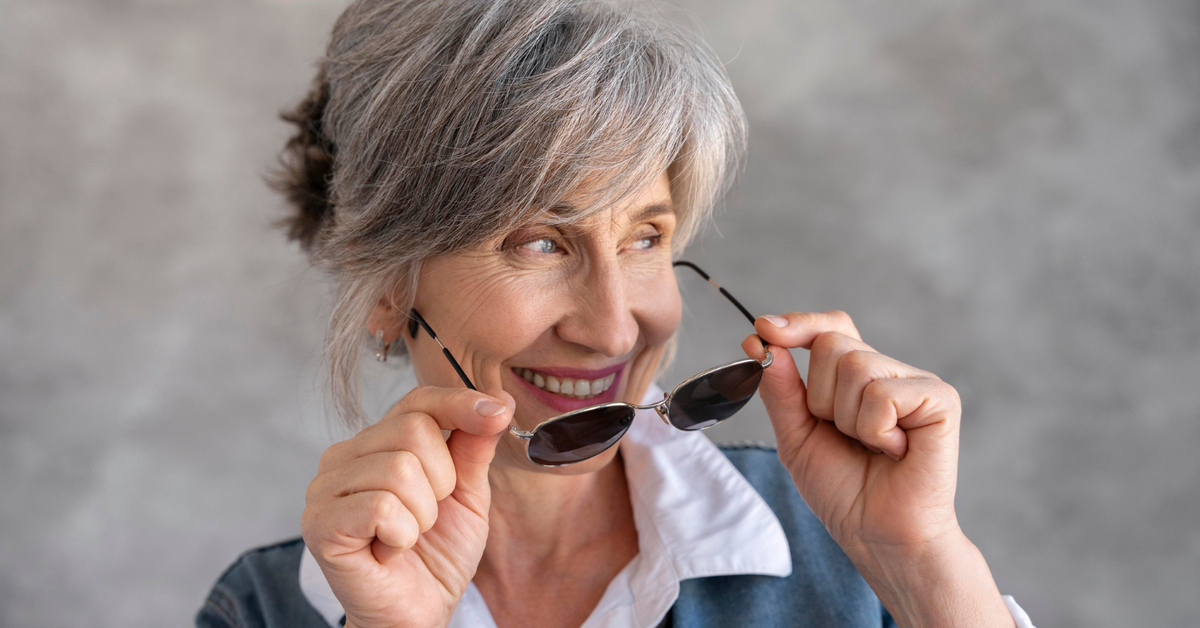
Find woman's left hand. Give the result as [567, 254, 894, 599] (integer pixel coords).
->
[743, 310, 962, 552]
[743, 311, 1014, 628]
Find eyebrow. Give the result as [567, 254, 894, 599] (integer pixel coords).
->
[628, 202, 675, 223]
[545, 200, 676, 224]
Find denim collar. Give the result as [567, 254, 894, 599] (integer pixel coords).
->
[300, 383, 792, 628]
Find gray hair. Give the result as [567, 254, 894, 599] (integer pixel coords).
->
[272, 0, 747, 428]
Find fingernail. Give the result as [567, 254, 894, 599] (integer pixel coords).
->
[865, 444, 883, 454]
[886, 451, 901, 462]
[763, 315, 789, 327]
[475, 399, 506, 417]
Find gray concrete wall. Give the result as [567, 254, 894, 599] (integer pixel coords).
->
[1, 0, 1196, 626]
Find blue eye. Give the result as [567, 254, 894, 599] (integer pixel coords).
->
[521, 237, 559, 254]
[630, 234, 663, 250]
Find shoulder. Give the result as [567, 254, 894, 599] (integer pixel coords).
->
[196, 537, 330, 628]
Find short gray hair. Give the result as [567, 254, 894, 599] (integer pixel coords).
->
[272, 0, 747, 428]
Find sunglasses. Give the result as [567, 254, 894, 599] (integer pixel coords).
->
[406, 261, 773, 467]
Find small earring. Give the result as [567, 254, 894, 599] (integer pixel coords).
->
[374, 329, 391, 362]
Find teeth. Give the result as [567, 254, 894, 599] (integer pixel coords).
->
[516, 369, 616, 399]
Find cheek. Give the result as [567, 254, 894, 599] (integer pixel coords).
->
[416, 261, 564, 387]
[457, 274, 560, 352]
[634, 273, 682, 347]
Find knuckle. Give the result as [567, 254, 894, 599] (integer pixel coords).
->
[408, 385, 438, 402]
[862, 379, 892, 406]
[392, 386, 432, 413]
[785, 311, 813, 324]
[300, 506, 318, 538]
[369, 492, 399, 521]
[388, 450, 422, 483]
[304, 478, 321, 505]
[810, 331, 841, 357]
[826, 309, 853, 325]
[838, 350, 874, 378]
[937, 381, 962, 409]
[317, 444, 342, 473]
[411, 412, 444, 441]
[387, 411, 435, 447]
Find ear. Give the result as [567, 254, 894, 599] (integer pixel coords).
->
[365, 298, 403, 344]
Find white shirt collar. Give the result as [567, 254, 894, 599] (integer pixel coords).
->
[300, 383, 792, 628]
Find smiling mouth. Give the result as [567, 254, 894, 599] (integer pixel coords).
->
[513, 368, 617, 400]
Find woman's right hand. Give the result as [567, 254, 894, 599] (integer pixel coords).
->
[301, 386, 514, 628]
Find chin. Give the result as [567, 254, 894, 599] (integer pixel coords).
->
[538, 444, 624, 476]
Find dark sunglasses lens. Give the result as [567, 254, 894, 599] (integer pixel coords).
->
[527, 405, 635, 466]
[669, 361, 764, 430]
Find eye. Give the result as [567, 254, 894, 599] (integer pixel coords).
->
[520, 237, 560, 254]
[629, 233, 663, 251]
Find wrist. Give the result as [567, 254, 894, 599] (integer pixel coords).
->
[847, 529, 1014, 628]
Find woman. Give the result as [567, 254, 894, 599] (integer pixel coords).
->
[197, 0, 1035, 627]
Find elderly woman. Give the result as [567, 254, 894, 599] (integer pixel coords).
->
[197, 1, 1036, 627]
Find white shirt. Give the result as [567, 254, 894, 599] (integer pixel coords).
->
[300, 384, 1036, 628]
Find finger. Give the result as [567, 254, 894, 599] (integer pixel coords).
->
[446, 430, 504, 516]
[319, 387, 513, 473]
[741, 335, 816, 457]
[306, 490, 420, 558]
[308, 450, 440, 533]
[318, 412, 457, 500]
[754, 310, 866, 350]
[806, 331, 875, 421]
[857, 378, 961, 461]
[832, 349, 933, 445]
[392, 386, 515, 435]
[446, 388, 511, 514]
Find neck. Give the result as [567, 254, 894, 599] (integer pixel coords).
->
[483, 451, 637, 569]
[474, 451, 639, 628]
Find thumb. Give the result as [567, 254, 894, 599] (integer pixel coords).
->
[742, 336, 816, 456]
[446, 389, 512, 513]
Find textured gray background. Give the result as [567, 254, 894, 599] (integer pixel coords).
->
[2, 0, 1197, 626]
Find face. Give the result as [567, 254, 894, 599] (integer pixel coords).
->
[392, 171, 682, 474]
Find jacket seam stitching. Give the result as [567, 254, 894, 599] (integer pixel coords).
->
[204, 587, 242, 628]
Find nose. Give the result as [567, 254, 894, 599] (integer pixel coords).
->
[554, 259, 641, 358]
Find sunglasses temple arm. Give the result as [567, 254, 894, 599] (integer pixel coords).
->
[408, 309, 478, 391]
[673, 261, 770, 349]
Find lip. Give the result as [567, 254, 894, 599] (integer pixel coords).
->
[513, 362, 627, 380]
[508, 364, 625, 415]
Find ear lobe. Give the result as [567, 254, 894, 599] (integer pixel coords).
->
[365, 298, 399, 341]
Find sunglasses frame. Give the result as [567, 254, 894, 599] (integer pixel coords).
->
[406, 260, 773, 467]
